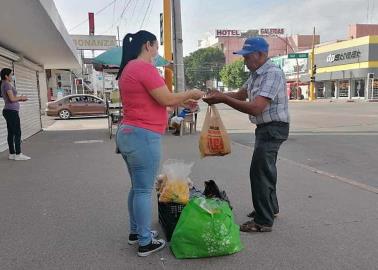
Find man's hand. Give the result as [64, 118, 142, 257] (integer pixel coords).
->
[203, 90, 228, 105]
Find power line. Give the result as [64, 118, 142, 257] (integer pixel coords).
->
[111, 0, 137, 38]
[69, 0, 117, 32]
[99, 0, 133, 35]
[136, 0, 147, 29]
[128, 0, 139, 30]
[140, 0, 152, 29]
[371, 0, 375, 23]
[120, 0, 133, 29]
[111, 0, 117, 30]
[145, 0, 155, 27]
[119, 0, 137, 36]
[97, 0, 118, 14]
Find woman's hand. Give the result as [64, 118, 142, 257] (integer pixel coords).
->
[180, 99, 198, 110]
[188, 89, 204, 100]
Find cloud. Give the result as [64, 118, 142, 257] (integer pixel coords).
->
[250, 0, 373, 41]
[54, 0, 378, 55]
[183, 0, 377, 54]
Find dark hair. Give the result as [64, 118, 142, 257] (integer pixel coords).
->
[0, 68, 12, 97]
[116, 30, 157, 80]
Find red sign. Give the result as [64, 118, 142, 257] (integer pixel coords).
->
[207, 127, 225, 153]
[89, 12, 95, 35]
[215, 29, 241, 37]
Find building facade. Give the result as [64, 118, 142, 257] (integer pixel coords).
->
[198, 29, 320, 64]
[312, 35, 378, 100]
[0, 0, 80, 152]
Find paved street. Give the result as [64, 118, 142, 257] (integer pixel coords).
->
[201, 101, 378, 189]
[2, 1, 378, 269]
[0, 101, 377, 270]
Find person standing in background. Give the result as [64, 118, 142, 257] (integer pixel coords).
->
[1, 68, 30, 161]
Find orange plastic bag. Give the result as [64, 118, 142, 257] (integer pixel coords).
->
[199, 105, 231, 158]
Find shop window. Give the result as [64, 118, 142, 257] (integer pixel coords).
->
[338, 80, 349, 98]
[353, 80, 365, 98]
[373, 80, 378, 99]
[316, 82, 325, 98]
[331, 82, 336, 98]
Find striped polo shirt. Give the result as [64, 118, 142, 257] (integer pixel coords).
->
[244, 59, 290, 125]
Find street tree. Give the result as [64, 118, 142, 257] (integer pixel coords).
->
[184, 47, 225, 89]
[220, 59, 249, 89]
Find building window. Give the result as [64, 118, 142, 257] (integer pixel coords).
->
[352, 80, 365, 98]
[373, 80, 378, 99]
[338, 80, 349, 98]
[316, 82, 325, 98]
[331, 82, 336, 98]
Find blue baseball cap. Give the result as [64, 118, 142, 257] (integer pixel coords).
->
[233, 37, 269, 56]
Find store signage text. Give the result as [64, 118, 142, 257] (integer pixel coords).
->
[215, 30, 241, 37]
[326, 50, 361, 63]
[71, 35, 117, 50]
[259, 28, 285, 36]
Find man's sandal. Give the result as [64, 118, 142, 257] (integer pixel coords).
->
[240, 220, 273, 232]
[247, 210, 279, 219]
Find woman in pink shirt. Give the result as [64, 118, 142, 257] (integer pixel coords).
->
[116, 30, 203, 257]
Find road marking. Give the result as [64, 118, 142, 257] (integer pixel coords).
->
[225, 129, 378, 135]
[74, 140, 104, 144]
[279, 157, 378, 194]
[232, 141, 378, 194]
[288, 132, 378, 136]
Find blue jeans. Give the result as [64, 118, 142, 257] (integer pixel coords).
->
[116, 124, 161, 246]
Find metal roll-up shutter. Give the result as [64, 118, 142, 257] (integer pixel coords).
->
[0, 56, 13, 152]
[14, 63, 41, 141]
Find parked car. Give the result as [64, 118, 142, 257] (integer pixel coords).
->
[46, 94, 106, 119]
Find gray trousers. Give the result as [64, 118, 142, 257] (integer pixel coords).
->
[250, 122, 289, 226]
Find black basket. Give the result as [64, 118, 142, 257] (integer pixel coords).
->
[158, 200, 185, 241]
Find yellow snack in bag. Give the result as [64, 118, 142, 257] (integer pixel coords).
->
[159, 180, 189, 204]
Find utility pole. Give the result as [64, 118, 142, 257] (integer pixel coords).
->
[276, 35, 300, 99]
[117, 26, 121, 47]
[309, 27, 316, 101]
[163, 0, 173, 92]
[172, 0, 185, 93]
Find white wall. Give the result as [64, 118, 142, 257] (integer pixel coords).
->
[39, 71, 48, 111]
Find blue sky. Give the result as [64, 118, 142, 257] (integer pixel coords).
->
[54, 0, 378, 55]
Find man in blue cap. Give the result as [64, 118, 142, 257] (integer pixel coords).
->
[203, 37, 289, 232]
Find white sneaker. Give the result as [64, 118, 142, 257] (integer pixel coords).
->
[14, 153, 31, 161]
[9, 154, 15, 160]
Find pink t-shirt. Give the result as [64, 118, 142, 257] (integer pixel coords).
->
[118, 59, 167, 134]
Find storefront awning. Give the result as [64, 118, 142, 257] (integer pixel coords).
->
[0, 0, 80, 69]
[93, 47, 169, 67]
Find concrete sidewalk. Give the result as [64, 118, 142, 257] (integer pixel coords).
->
[0, 129, 377, 270]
